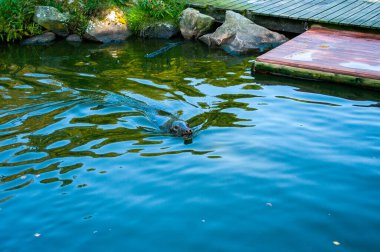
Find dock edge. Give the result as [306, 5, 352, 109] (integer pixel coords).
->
[254, 61, 380, 90]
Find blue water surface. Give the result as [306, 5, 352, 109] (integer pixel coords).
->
[0, 40, 379, 252]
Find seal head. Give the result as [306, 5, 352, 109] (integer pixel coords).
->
[169, 120, 193, 138]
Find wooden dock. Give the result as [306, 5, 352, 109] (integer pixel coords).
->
[255, 27, 380, 88]
[189, 0, 380, 33]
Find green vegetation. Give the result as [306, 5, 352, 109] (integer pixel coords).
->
[44, 0, 118, 36]
[0, 0, 41, 42]
[0, 0, 121, 42]
[0, 0, 186, 42]
[127, 0, 186, 33]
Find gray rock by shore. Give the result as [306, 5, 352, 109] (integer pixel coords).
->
[21, 32, 56, 45]
[66, 34, 82, 43]
[34, 6, 69, 37]
[84, 8, 131, 43]
[140, 22, 178, 39]
[199, 11, 288, 55]
[179, 8, 215, 40]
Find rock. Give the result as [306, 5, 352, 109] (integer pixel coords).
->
[66, 34, 82, 43]
[21, 32, 56, 45]
[179, 8, 215, 39]
[34, 6, 69, 37]
[199, 11, 288, 55]
[84, 8, 131, 43]
[140, 22, 178, 39]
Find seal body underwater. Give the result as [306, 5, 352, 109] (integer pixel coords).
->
[102, 92, 193, 139]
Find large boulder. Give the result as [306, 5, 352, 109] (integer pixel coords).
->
[21, 32, 56, 45]
[179, 8, 215, 40]
[199, 11, 288, 55]
[34, 6, 69, 37]
[140, 22, 178, 39]
[84, 8, 131, 43]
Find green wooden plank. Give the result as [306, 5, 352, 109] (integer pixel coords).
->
[226, 0, 246, 6]
[288, 0, 340, 19]
[360, 9, 380, 27]
[308, 0, 355, 21]
[352, 5, 380, 25]
[232, 0, 292, 13]
[340, 2, 380, 24]
[247, 0, 285, 12]
[285, 0, 327, 18]
[207, 0, 232, 8]
[300, 0, 351, 20]
[217, 0, 245, 9]
[249, 0, 282, 12]
[272, 0, 314, 16]
[255, 0, 301, 14]
[228, 1, 263, 11]
[272, 0, 325, 17]
[260, 0, 307, 15]
[371, 20, 380, 29]
[324, 1, 370, 23]
[251, 0, 289, 13]
[226, 2, 264, 10]
[227, 0, 270, 11]
[331, 2, 373, 24]
[188, 0, 380, 30]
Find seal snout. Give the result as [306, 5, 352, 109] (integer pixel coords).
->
[182, 128, 193, 137]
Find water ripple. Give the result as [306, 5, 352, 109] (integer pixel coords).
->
[0, 40, 379, 252]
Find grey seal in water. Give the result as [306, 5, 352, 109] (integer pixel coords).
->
[101, 91, 193, 140]
[162, 118, 192, 138]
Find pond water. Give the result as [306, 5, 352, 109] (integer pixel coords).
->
[0, 39, 379, 252]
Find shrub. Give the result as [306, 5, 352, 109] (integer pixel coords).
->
[127, 0, 186, 33]
[138, 0, 186, 19]
[0, 0, 42, 42]
[0, 0, 120, 42]
[41, 0, 117, 35]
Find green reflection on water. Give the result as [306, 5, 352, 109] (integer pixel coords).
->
[0, 38, 379, 193]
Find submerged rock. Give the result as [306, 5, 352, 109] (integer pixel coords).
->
[66, 34, 82, 43]
[21, 32, 56, 45]
[179, 8, 215, 39]
[34, 6, 69, 37]
[199, 11, 288, 55]
[84, 8, 131, 43]
[140, 22, 178, 39]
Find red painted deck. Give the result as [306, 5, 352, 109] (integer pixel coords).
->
[256, 27, 380, 81]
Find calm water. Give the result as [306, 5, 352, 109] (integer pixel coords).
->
[0, 39, 379, 252]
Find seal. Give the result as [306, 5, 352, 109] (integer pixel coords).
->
[102, 91, 193, 139]
[161, 118, 193, 138]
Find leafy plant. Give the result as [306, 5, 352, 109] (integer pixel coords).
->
[0, 0, 123, 41]
[138, 0, 186, 19]
[0, 0, 42, 42]
[127, 0, 186, 33]
[126, 7, 149, 32]
[40, 0, 117, 35]
[0, 0, 185, 42]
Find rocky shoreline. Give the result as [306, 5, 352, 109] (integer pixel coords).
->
[22, 6, 288, 56]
